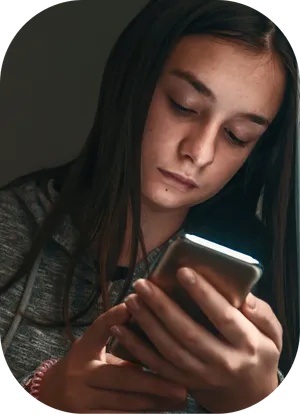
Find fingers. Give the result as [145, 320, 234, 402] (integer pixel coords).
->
[83, 304, 131, 354]
[242, 293, 283, 352]
[105, 352, 143, 370]
[174, 268, 256, 346]
[85, 361, 187, 400]
[80, 410, 146, 414]
[110, 324, 203, 389]
[84, 388, 186, 412]
[80, 410, 157, 414]
[124, 294, 210, 375]
[128, 280, 227, 364]
[84, 410, 157, 414]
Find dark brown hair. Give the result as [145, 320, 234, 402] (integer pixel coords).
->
[1, 0, 298, 375]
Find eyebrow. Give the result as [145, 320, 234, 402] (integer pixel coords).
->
[169, 68, 270, 126]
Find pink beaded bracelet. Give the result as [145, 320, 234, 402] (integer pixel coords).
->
[27, 359, 58, 400]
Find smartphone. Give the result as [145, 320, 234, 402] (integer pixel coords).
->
[109, 233, 263, 363]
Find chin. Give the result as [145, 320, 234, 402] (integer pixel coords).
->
[142, 186, 192, 211]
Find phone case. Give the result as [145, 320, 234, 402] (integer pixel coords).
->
[109, 233, 263, 363]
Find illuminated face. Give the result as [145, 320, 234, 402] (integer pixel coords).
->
[141, 35, 285, 213]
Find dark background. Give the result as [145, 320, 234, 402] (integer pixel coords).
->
[0, 1, 298, 260]
[0, 0, 299, 378]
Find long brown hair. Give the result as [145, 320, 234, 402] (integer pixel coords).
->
[1, 0, 298, 375]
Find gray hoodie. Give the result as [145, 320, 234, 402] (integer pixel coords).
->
[0, 177, 283, 413]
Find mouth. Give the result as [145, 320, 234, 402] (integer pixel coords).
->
[158, 168, 198, 190]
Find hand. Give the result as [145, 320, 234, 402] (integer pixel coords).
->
[39, 303, 187, 413]
[110, 268, 282, 413]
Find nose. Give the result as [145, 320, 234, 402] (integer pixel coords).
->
[179, 122, 218, 168]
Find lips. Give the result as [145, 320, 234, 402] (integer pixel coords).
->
[158, 168, 198, 189]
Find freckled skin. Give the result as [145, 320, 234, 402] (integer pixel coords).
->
[140, 35, 285, 215]
[126, 34, 286, 257]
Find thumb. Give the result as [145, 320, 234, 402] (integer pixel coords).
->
[244, 292, 257, 310]
[82, 303, 131, 352]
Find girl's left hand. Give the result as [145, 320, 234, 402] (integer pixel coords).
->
[110, 267, 282, 413]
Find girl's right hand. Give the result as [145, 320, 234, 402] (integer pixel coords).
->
[39, 303, 187, 413]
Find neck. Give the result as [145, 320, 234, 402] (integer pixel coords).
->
[118, 200, 189, 266]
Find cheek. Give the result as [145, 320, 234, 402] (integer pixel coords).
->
[189, 157, 245, 204]
[142, 109, 179, 159]
[144, 86, 185, 140]
[145, 106, 172, 136]
[211, 153, 248, 188]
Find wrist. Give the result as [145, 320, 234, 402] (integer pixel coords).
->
[29, 359, 58, 400]
[38, 359, 64, 409]
[192, 370, 280, 413]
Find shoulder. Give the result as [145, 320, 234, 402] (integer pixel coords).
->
[0, 177, 58, 229]
[0, 162, 71, 242]
[0, 177, 60, 284]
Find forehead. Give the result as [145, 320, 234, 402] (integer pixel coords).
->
[162, 35, 285, 120]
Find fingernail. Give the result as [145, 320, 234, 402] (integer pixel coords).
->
[125, 295, 141, 311]
[246, 293, 256, 309]
[177, 268, 196, 285]
[110, 325, 123, 336]
[168, 387, 187, 399]
[133, 280, 152, 297]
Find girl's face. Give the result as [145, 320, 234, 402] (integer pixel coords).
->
[141, 35, 285, 213]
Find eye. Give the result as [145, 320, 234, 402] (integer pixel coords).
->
[169, 97, 196, 115]
[167, 97, 251, 147]
[224, 128, 249, 147]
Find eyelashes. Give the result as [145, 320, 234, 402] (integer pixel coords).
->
[168, 96, 249, 147]
[224, 128, 249, 147]
[169, 97, 196, 115]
